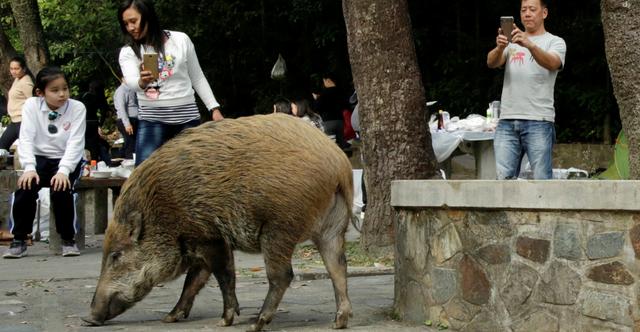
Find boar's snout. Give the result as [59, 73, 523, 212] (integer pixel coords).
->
[83, 291, 133, 326]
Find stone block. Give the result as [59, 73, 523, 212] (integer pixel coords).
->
[629, 223, 640, 259]
[432, 268, 457, 304]
[587, 232, 624, 259]
[538, 261, 581, 305]
[501, 263, 539, 315]
[587, 261, 634, 285]
[444, 297, 481, 323]
[402, 280, 427, 322]
[476, 244, 511, 265]
[459, 255, 491, 305]
[516, 236, 550, 264]
[554, 223, 581, 260]
[581, 289, 632, 326]
[461, 310, 503, 332]
[433, 223, 462, 264]
[512, 310, 559, 332]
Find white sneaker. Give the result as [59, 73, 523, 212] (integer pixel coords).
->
[3, 240, 27, 258]
[62, 243, 80, 257]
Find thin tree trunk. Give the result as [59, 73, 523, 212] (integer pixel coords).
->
[10, 0, 49, 73]
[343, 0, 438, 250]
[0, 26, 17, 95]
[601, 0, 640, 179]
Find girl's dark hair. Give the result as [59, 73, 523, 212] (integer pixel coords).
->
[34, 67, 66, 93]
[9, 56, 34, 82]
[118, 0, 164, 60]
[292, 98, 320, 118]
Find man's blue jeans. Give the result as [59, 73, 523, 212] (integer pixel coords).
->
[493, 119, 555, 180]
[135, 119, 200, 166]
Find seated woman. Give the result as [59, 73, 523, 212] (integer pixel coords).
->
[291, 98, 324, 132]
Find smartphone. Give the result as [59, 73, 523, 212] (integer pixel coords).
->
[143, 53, 159, 79]
[500, 16, 514, 42]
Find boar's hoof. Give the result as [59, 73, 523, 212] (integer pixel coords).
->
[217, 317, 232, 327]
[216, 307, 238, 327]
[81, 316, 104, 326]
[332, 310, 351, 329]
[246, 320, 267, 332]
[163, 310, 187, 323]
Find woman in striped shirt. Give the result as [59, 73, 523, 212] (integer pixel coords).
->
[118, 0, 224, 166]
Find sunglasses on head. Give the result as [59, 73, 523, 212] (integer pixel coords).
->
[48, 111, 60, 121]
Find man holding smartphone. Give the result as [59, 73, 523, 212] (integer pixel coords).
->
[487, 0, 566, 179]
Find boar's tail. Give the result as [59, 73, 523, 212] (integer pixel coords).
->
[327, 165, 355, 238]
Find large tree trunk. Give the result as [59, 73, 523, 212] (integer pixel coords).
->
[601, 0, 640, 179]
[0, 27, 17, 95]
[343, 0, 438, 250]
[10, 0, 49, 73]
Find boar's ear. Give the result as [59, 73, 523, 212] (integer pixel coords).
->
[128, 211, 144, 244]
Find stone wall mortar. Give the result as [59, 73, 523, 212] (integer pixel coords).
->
[394, 208, 640, 331]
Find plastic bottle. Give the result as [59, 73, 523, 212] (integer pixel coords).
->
[486, 105, 493, 123]
[437, 110, 445, 130]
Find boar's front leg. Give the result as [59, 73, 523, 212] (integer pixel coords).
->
[210, 240, 240, 327]
[163, 266, 210, 323]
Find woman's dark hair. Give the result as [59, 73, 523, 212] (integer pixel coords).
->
[293, 98, 317, 118]
[34, 67, 66, 93]
[9, 56, 34, 82]
[118, 0, 165, 60]
[273, 97, 292, 114]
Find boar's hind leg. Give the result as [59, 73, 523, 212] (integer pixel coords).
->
[163, 266, 210, 323]
[211, 241, 240, 327]
[247, 243, 295, 332]
[312, 193, 352, 329]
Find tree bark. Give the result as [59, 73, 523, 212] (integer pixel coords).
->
[0, 26, 18, 95]
[343, 0, 438, 250]
[10, 0, 49, 73]
[601, 0, 640, 179]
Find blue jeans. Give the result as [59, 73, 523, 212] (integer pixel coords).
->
[135, 119, 200, 166]
[494, 120, 555, 180]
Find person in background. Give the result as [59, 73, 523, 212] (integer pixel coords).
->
[3, 67, 86, 258]
[114, 75, 139, 159]
[349, 90, 360, 140]
[291, 98, 324, 131]
[118, 0, 223, 166]
[0, 56, 34, 153]
[81, 79, 112, 165]
[487, 0, 566, 179]
[272, 97, 292, 114]
[315, 73, 348, 149]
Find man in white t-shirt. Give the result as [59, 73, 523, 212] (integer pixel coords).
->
[487, 0, 566, 179]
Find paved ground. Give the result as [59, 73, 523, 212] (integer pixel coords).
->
[0, 229, 433, 332]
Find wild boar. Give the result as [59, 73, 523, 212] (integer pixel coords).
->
[83, 114, 353, 331]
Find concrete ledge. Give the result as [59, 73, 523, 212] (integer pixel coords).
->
[391, 180, 640, 211]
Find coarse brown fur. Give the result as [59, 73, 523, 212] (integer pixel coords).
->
[84, 114, 353, 331]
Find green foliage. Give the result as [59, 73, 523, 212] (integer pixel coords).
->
[38, 0, 120, 94]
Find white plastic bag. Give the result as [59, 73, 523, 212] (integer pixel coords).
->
[270, 54, 287, 80]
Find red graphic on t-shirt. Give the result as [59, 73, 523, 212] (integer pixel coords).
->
[63, 122, 71, 131]
[511, 51, 526, 65]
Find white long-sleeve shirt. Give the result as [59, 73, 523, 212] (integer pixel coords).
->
[119, 30, 220, 111]
[18, 97, 86, 175]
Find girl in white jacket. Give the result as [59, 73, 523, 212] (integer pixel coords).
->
[4, 67, 86, 259]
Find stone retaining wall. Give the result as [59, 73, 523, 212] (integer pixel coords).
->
[391, 180, 640, 332]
